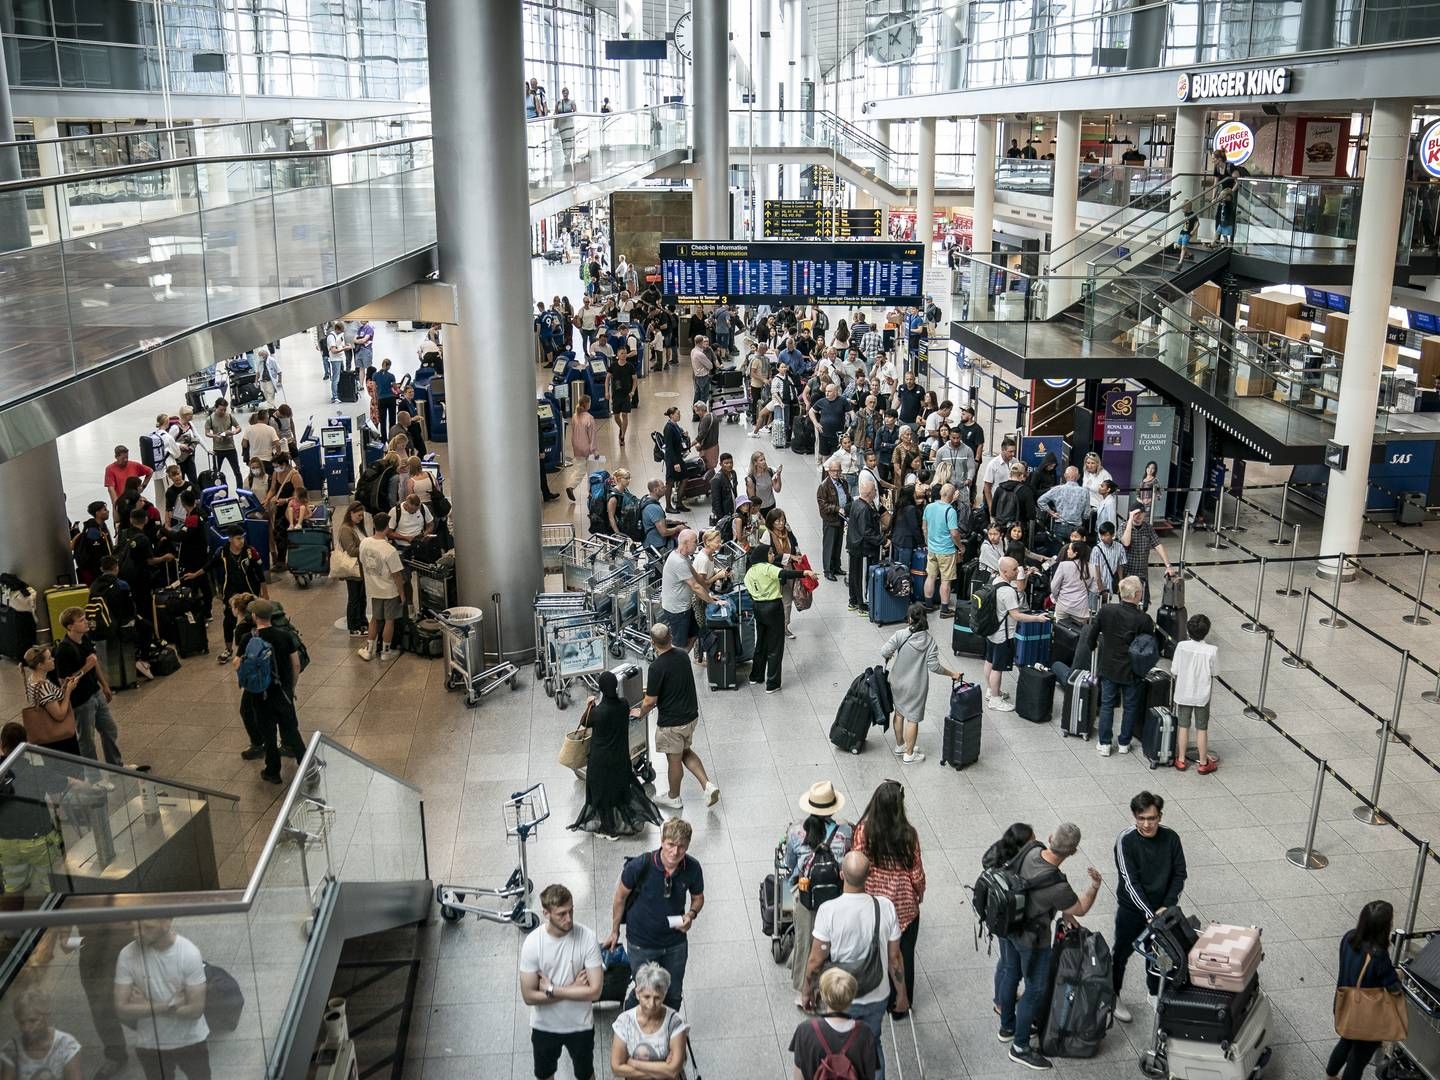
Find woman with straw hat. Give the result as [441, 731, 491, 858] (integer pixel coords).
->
[782, 781, 854, 1001]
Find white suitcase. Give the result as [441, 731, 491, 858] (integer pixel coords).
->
[1165, 989, 1272, 1080]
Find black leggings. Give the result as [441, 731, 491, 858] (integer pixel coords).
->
[346, 578, 368, 632]
[748, 598, 787, 691]
[890, 916, 919, 1013]
[1326, 1038, 1379, 1080]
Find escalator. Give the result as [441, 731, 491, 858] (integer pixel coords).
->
[0, 735, 431, 1080]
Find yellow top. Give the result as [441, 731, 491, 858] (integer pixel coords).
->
[743, 561, 784, 602]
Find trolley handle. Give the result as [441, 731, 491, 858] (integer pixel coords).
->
[508, 782, 544, 802]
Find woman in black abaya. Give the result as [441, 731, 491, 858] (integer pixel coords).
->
[569, 670, 662, 839]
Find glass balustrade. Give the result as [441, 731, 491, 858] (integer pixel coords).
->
[0, 735, 425, 1079]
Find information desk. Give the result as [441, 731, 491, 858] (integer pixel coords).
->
[661, 241, 924, 306]
[62, 792, 220, 895]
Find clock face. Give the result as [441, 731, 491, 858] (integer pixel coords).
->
[871, 13, 919, 63]
[672, 11, 692, 60]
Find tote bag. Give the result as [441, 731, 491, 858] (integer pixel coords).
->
[1334, 952, 1408, 1042]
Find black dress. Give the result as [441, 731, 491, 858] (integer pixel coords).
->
[569, 697, 661, 837]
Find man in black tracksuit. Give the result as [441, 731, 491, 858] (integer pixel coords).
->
[1111, 790, 1187, 1023]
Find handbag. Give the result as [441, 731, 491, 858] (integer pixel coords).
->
[821, 896, 885, 996]
[1334, 952, 1408, 1042]
[791, 554, 816, 612]
[557, 699, 596, 774]
[329, 549, 361, 581]
[22, 698, 76, 746]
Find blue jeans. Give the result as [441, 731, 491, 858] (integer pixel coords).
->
[624, 940, 688, 1010]
[1099, 678, 1144, 747]
[327, 357, 342, 400]
[693, 374, 711, 404]
[850, 996, 889, 1080]
[74, 694, 123, 766]
[997, 940, 1053, 1052]
[993, 937, 1017, 1010]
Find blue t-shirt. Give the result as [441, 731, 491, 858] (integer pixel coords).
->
[642, 500, 669, 551]
[923, 500, 959, 555]
[622, 850, 705, 949]
[372, 370, 397, 401]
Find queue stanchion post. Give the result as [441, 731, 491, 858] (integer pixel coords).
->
[1403, 549, 1432, 627]
[1387, 650, 1410, 743]
[1282, 588, 1312, 669]
[1240, 557, 1267, 634]
[1286, 757, 1330, 870]
[1318, 553, 1349, 629]
[1232, 482, 1245, 532]
[1243, 630, 1277, 721]
[1276, 524, 1301, 597]
[1355, 703, 1395, 826]
[1269, 483, 1290, 546]
[1422, 661, 1440, 706]
[1395, 841, 1430, 965]
[1179, 512, 1193, 580]
[1210, 484, 1228, 551]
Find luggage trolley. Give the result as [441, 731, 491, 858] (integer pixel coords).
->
[533, 592, 590, 683]
[435, 599, 520, 707]
[1394, 930, 1440, 1080]
[560, 536, 608, 591]
[543, 615, 609, 708]
[541, 523, 575, 579]
[437, 783, 548, 930]
[767, 839, 797, 963]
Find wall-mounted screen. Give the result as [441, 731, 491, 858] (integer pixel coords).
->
[660, 241, 924, 305]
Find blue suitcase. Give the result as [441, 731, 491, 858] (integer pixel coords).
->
[1014, 617, 1052, 666]
[286, 527, 330, 582]
[868, 563, 909, 625]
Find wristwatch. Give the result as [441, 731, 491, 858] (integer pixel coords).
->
[544, 986, 555, 999]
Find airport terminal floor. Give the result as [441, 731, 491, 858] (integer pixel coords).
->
[8, 257, 1440, 1079]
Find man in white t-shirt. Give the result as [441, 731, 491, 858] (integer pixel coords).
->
[519, 882, 604, 1080]
[659, 530, 714, 652]
[358, 514, 406, 662]
[387, 494, 433, 549]
[802, 852, 905, 1080]
[241, 410, 278, 470]
[325, 320, 347, 403]
[982, 437, 1018, 512]
[113, 919, 210, 1079]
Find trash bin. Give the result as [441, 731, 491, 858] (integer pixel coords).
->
[440, 606, 484, 676]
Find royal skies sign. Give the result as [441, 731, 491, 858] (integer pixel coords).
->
[1420, 120, 1440, 180]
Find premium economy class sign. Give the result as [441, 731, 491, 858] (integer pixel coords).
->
[660, 241, 924, 305]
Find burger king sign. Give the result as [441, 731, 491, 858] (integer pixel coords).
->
[1421, 120, 1440, 180]
[1214, 121, 1255, 166]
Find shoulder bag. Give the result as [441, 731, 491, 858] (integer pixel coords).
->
[558, 698, 595, 774]
[22, 687, 76, 747]
[329, 547, 361, 581]
[1334, 952, 1408, 1042]
[822, 895, 886, 996]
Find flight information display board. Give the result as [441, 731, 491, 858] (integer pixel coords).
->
[761, 201, 885, 239]
[660, 241, 923, 305]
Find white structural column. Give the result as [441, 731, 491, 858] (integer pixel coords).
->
[782, 0, 803, 117]
[1171, 106, 1205, 215]
[753, 0, 775, 207]
[33, 118, 61, 245]
[970, 116, 997, 317]
[1048, 111, 1082, 314]
[620, 0, 644, 109]
[0, 442, 75, 638]
[917, 117, 937, 265]
[692, 0, 730, 239]
[1319, 99, 1413, 574]
[426, 0, 542, 658]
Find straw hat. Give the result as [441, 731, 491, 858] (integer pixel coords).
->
[798, 781, 845, 818]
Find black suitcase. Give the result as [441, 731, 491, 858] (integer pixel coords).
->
[707, 626, 738, 690]
[166, 610, 208, 658]
[1141, 707, 1177, 768]
[951, 603, 986, 658]
[97, 634, 137, 691]
[1052, 620, 1080, 667]
[829, 688, 870, 754]
[338, 369, 359, 403]
[0, 605, 37, 662]
[1016, 665, 1056, 723]
[1142, 667, 1173, 714]
[1059, 666, 1097, 739]
[791, 414, 816, 455]
[941, 682, 983, 769]
[148, 643, 181, 677]
[1156, 604, 1188, 659]
[1143, 907, 1200, 986]
[1157, 979, 1259, 1044]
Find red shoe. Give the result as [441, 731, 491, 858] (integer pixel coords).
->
[1197, 757, 1218, 775]
[1174, 757, 1188, 771]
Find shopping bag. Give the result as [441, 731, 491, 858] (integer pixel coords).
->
[558, 727, 592, 773]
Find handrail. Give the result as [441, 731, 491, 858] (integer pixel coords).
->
[0, 109, 430, 153]
[1048, 172, 1214, 273]
[0, 731, 419, 930]
[0, 742, 242, 804]
[1067, 183, 1228, 279]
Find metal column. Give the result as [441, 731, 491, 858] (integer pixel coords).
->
[1318, 99, 1412, 574]
[692, 0, 731, 239]
[917, 116, 937, 268]
[1048, 111, 1081, 314]
[426, 0, 542, 661]
[0, 442, 76, 638]
[970, 116, 997, 318]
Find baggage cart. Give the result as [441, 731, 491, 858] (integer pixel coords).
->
[435, 598, 520, 707]
[542, 613, 608, 708]
[612, 581, 660, 661]
[601, 570, 650, 658]
[1396, 930, 1440, 1080]
[767, 839, 795, 963]
[560, 536, 607, 591]
[533, 592, 590, 681]
[541, 523, 575, 577]
[437, 783, 548, 929]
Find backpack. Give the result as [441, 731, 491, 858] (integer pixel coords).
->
[203, 962, 246, 1033]
[237, 633, 275, 694]
[797, 828, 843, 912]
[429, 486, 452, 523]
[117, 533, 143, 585]
[621, 494, 653, 543]
[587, 472, 613, 534]
[717, 513, 736, 543]
[970, 579, 1011, 637]
[85, 596, 114, 636]
[1128, 631, 1160, 677]
[969, 840, 1062, 948]
[355, 461, 387, 513]
[810, 1020, 863, 1080]
[883, 562, 911, 598]
[650, 430, 665, 463]
[992, 483, 1021, 527]
[269, 605, 311, 673]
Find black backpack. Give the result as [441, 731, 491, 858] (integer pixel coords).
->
[355, 461, 387, 513]
[798, 829, 843, 912]
[650, 431, 666, 463]
[991, 483, 1021, 527]
[970, 579, 1009, 637]
[969, 840, 1061, 949]
[620, 494, 651, 543]
[203, 962, 246, 1033]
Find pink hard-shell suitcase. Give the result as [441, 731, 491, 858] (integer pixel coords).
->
[1187, 923, 1263, 992]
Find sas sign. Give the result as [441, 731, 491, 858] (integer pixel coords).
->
[1214, 121, 1255, 166]
[1178, 66, 1290, 102]
[1421, 120, 1440, 180]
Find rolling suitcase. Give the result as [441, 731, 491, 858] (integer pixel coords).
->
[1014, 616, 1052, 666]
[96, 633, 138, 692]
[951, 602, 986, 658]
[45, 586, 91, 640]
[1188, 924, 1263, 993]
[829, 687, 871, 754]
[1156, 603, 1187, 659]
[908, 548, 928, 601]
[867, 564, 909, 625]
[1053, 620, 1080, 667]
[1141, 706, 1176, 769]
[1164, 990, 1272, 1080]
[285, 527, 330, 581]
[770, 404, 788, 448]
[1038, 924, 1115, 1059]
[1157, 979, 1259, 1044]
[940, 681, 983, 769]
[338, 368, 359, 403]
[166, 610, 209, 658]
[1016, 665, 1056, 723]
[1142, 667, 1173, 715]
[1059, 666, 1097, 739]
[0, 604, 37, 662]
[707, 625, 738, 690]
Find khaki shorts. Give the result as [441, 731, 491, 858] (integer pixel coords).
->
[369, 595, 404, 622]
[1176, 703, 1210, 730]
[654, 719, 699, 755]
[926, 551, 958, 580]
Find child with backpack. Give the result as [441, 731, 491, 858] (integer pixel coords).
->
[783, 782, 855, 999]
[1171, 612, 1218, 773]
[788, 968, 879, 1080]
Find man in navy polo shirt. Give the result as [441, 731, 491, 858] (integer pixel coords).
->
[603, 818, 705, 1010]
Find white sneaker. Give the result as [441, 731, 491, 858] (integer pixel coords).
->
[357, 644, 374, 661]
[703, 782, 721, 806]
[1114, 1002, 1133, 1023]
[134, 660, 153, 681]
[380, 648, 398, 662]
[892, 744, 906, 756]
[1118, 742, 1132, 754]
[902, 752, 926, 764]
[989, 698, 1015, 713]
[1097, 743, 1114, 757]
[653, 793, 683, 811]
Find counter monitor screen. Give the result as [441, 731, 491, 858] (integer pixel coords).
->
[590, 359, 608, 375]
[320, 427, 345, 449]
[660, 240, 925, 306]
[212, 500, 243, 528]
[537, 402, 556, 421]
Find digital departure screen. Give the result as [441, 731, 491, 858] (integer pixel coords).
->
[761, 201, 885, 239]
[660, 241, 924, 305]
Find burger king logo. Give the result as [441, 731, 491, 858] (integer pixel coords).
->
[1176, 73, 1191, 102]
[1421, 120, 1440, 180]
[1214, 121, 1255, 166]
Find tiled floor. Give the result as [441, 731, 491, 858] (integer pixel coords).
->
[8, 257, 1440, 1078]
